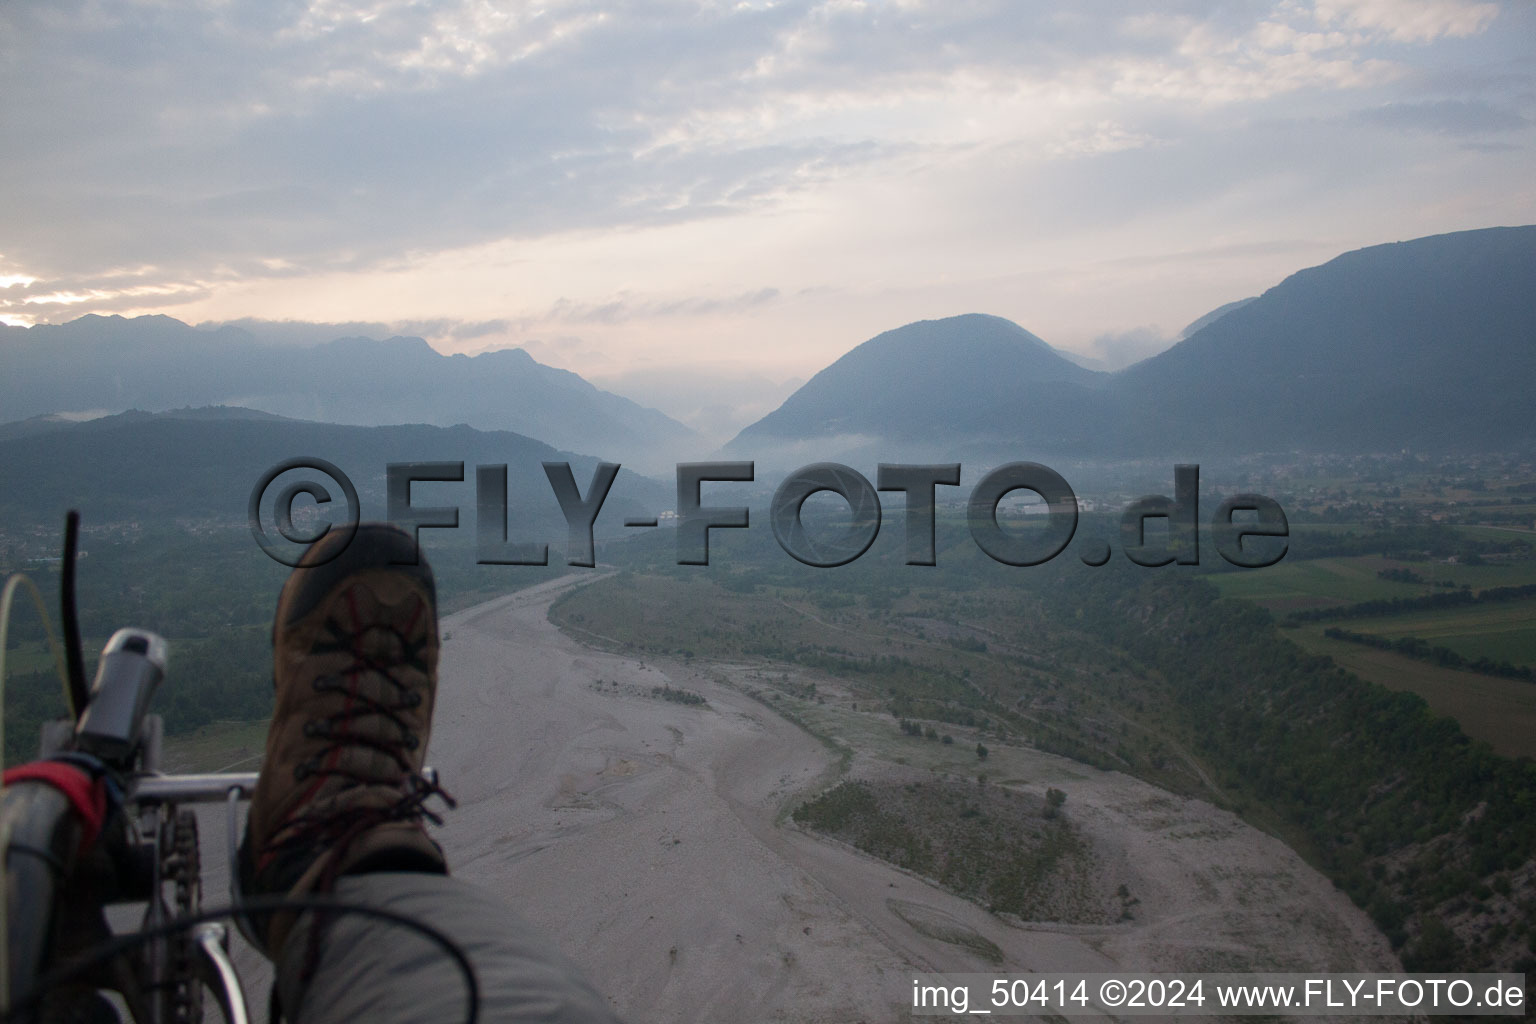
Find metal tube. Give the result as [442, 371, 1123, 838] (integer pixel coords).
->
[193, 924, 251, 1024]
[129, 773, 260, 805]
[228, 788, 264, 949]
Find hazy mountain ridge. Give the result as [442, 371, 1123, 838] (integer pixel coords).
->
[1178, 297, 1256, 340]
[0, 410, 670, 540]
[729, 226, 1536, 462]
[0, 404, 295, 439]
[0, 316, 700, 474]
[9, 226, 1533, 473]
[1110, 225, 1536, 454]
[731, 313, 1109, 460]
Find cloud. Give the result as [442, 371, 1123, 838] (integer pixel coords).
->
[0, 0, 1527, 346]
[0, 268, 216, 321]
[1086, 325, 1176, 370]
[203, 315, 518, 347]
[589, 365, 806, 443]
[546, 287, 782, 326]
[1314, 0, 1499, 43]
[1356, 98, 1527, 135]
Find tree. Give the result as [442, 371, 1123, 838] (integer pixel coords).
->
[976, 743, 989, 760]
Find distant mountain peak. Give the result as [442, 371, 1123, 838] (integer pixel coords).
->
[459, 346, 536, 364]
[0, 314, 701, 474]
[730, 225, 1536, 460]
[728, 311, 1103, 459]
[814, 313, 1093, 378]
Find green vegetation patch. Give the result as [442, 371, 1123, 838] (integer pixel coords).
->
[1287, 628, 1536, 760]
[1207, 555, 1536, 614]
[793, 778, 1109, 924]
[1328, 601, 1536, 670]
[651, 684, 707, 706]
[886, 899, 1004, 963]
[1048, 563, 1536, 973]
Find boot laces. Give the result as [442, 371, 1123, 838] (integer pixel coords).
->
[264, 608, 456, 867]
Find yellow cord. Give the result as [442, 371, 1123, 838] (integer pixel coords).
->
[0, 572, 76, 1012]
[0, 571, 76, 772]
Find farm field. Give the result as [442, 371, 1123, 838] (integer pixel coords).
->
[1205, 554, 1536, 612]
[1206, 547, 1536, 759]
[1460, 524, 1536, 540]
[1285, 627, 1536, 759]
[1330, 601, 1536, 669]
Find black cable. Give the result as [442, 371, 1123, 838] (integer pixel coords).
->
[3, 894, 480, 1024]
[60, 510, 89, 719]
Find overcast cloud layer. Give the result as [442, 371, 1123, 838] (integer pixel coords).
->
[1, 0, 1532, 385]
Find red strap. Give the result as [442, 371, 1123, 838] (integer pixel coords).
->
[2, 761, 108, 853]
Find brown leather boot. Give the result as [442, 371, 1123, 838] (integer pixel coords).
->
[240, 522, 454, 959]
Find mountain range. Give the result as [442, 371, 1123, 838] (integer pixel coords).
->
[0, 317, 701, 475]
[0, 407, 670, 546]
[4, 226, 1532, 482]
[727, 225, 1536, 463]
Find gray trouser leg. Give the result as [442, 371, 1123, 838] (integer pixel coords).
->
[276, 872, 623, 1024]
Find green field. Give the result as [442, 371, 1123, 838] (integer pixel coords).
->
[1287, 627, 1536, 759]
[1208, 552, 1536, 759]
[0, 641, 67, 678]
[1206, 554, 1536, 612]
[160, 719, 270, 773]
[1332, 601, 1536, 669]
[1458, 524, 1536, 542]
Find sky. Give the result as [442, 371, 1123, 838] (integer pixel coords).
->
[2, 0, 1533, 430]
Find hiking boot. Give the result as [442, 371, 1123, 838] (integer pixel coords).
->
[240, 523, 454, 958]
